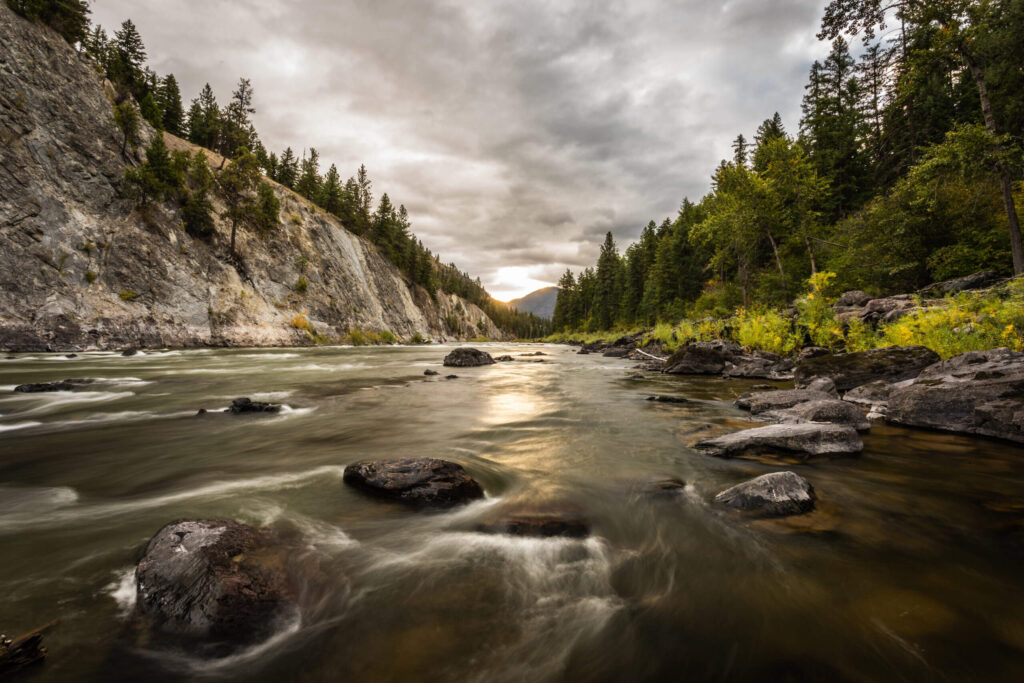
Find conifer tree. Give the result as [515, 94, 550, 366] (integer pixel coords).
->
[8, 0, 91, 45]
[295, 148, 321, 200]
[275, 147, 299, 189]
[158, 74, 184, 136]
[218, 148, 261, 256]
[320, 163, 344, 214]
[109, 19, 147, 95]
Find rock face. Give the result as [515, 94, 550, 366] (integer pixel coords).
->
[735, 388, 836, 414]
[760, 399, 871, 432]
[442, 347, 495, 367]
[714, 471, 815, 516]
[133, 520, 292, 649]
[0, 4, 506, 351]
[794, 346, 940, 392]
[226, 397, 281, 414]
[343, 458, 484, 506]
[886, 348, 1024, 443]
[14, 378, 93, 392]
[695, 423, 863, 459]
[664, 340, 792, 379]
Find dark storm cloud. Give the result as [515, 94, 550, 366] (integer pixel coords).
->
[91, 0, 829, 299]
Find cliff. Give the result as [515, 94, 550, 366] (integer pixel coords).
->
[0, 3, 506, 351]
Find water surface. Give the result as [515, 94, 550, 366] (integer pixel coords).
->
[1, 345, 1023, 682]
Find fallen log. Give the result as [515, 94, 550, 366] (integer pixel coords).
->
[635, 348, 667, 362]
[0, 620, 57, 675]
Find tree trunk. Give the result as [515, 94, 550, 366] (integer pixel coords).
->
[765, 230, 787, 299]
[230, 220, 237, 255]
[804, 235, 818, 274]
[962, 47, 1024, 274]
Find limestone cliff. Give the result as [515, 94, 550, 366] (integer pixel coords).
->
[0, 3, 506, 351]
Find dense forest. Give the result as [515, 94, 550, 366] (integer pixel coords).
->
[6, 0, 550, 339]
[553, 0, 1024, 333]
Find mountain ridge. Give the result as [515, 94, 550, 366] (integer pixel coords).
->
[508, 286, 558, 320]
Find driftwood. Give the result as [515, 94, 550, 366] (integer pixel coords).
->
[635, 348, 667, 362]
[0, 620, 57, 675]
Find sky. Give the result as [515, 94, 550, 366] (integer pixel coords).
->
[91, 0, 831, 301]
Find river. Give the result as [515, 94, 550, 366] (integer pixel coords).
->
[1, 344, 1023, 682]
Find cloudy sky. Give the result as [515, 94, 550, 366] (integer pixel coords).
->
[92, 0, 830, 300]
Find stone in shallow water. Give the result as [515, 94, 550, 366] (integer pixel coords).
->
[424, 369, 439, 375]
[14, 378, 93, 392]
[226, 397, 281, 414]
[714, 471, 815, 516]
[646, 395, 690, 404]
[442, 347, 495, 367]
[735, 389, 834, 414]
[343, 458, 484, 507]
[695, 423, 863, 459]
[133, 519, 293, 650]
[760, 399, 870, 432]
[477, 514, 589, 538]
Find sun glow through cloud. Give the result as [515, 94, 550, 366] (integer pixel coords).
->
[489, 267, 554, 302]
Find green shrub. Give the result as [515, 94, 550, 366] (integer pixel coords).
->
[379, 330, 397, 344]
[85, 270, 96, 284]
[296, 275, 308, 293]
[119, 289, 137, 301]
[795, 272, 843, 349]
[734, 308, 799, 355]
[410, 332, 425, 344]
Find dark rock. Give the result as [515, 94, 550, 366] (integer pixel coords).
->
[121, 349, 138, 357]
[695, 423, 863, 459]
[760, 399, 871, 432]
[4, 356, 16, 360]
[858, 297, 916, 324]
[133, 519, 293, 649]
[493, 355, 514, 362]
[835, 290, 872, 307]
[226, 397, 281, 414]
[477, 513, 589, 538]
[423, 369, 439, 376]
[796, 346, 830, 363]
[14, 378, 93, 392]
[195, 408, 207, 416]
[735, 388, 835, 414]
[723, 352, 794, 380]
[921, 270, 1002, 296]
[804, 376, 839, 397]
[65, 353, 78, 358]
[664, 340, 743, 375]
[343, 458, 484, 507]
[602, 348, 631, 357]
[749, 384, 778, 391]
[519, 351, 547, 356]
[637, 478, 686, 498]
[842, 380, 898, 419]
[794, 345, 940, 392]
[446, 374, 458, 379]
[714, 471, 815, 517]
[646, 395, 690, 403]
[887, 348, 1024, 443]
[442, 347, 495, 367]
[625, 373, 644, 380]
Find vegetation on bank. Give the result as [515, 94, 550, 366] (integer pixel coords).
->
[546, 274, 1024, 360]
[552, 0, 1024, 335]
[8, 0, 548, 339]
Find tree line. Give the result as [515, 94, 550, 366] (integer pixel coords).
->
[554, 0, 1024, 333]
[8, 0, 549, 338]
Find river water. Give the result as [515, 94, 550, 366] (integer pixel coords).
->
[1, 344, 1023, 682]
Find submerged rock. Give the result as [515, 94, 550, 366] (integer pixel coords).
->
[477, 513, 589, 538]
[714, 471, 815, 516]
[646, 395, 690, 404]
[14, 378, 93, 392]
[735, 388, 835, 414]
[343, 458, 484, 507]
[443, 347, 495, 367]
[133, 519, 293, 649]
[226, 397, 281, 414]
[493, 355, 514, 362]
[695, 423, 863, 459]
[794, 345, 940, 392]
[886, 348, 1024, 443]
[121, 349, 138, 357]
[760, 399, 871, 432]
[423, 369, 439, 376]
[636, 478, 687, 498]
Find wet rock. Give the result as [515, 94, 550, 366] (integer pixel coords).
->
[664, 340, 742, 375]
[577, 348, 591, 355]
[423, 369, 439, 376]
[749, 384, 778, 391]
[794, 345, 940, 392]
[602, 348, 631, 358]
[4, 356, 16, 360]
[226, 397, 281, 414]
[121, 349, 138, 357]
[804, 376, 839, 397]
[695, 423, 863, 459]
[637, 478, 686, 498]
[493, 355, 514, 362]
[133, 519, 293, 649]
[343, 458, 484, 507]
[646, 395, 690, 403]
[760, 399, 871, 432]
[477, 513, 589, 538]
[195, 408, 207, 416]
[519, 351, 547, 356]
[835, 290, 872, 307]
[14, 378, 93, 392]
[445, 374, 458, 379]
[735, 388, 835, 414]
[65, 353, 77, 358]
[714, 471, 815, 516]
[796, 346, 830, 363]
[442, 347, 495, 367]
[887, 348, 1024, 443]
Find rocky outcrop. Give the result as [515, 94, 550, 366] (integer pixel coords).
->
[664, 340, 792, 379]
[735, 388, 835, 414]
[694, 423, 863, 459]
[836, 290, 872, 307]
[886, 348, 1024, 443]
[0, 4, 506, 351]
[919, 270, 1002, 297]
[443, 347, 495, 367]
[714, 471, 815, 517]
[794, 345, 940, 392]
[343, 458, 484, 506]
[760, 399, 870, 432]
[133, 519, 294, 650]
[14, 378, 93, 392]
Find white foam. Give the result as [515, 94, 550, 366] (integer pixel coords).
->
[223, 391, 294, 401]
[107, 566, 137, 616]
[0, 421, 43, 433]
[3, 390, 135, 416]
[0, 485, 78, 513]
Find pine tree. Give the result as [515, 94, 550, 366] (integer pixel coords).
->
[82, 25, 109, 66]
[218, 148, 262, 256]
[109, 19, 147, 96]
[295, 148, 321, 200]
[319, 164, 344, 214]
[8, 0, 91, 46]
[731, 134, 749, 166]
[187, 84, 220, 150]
[593, 232, 622, 330]
[275, 147, 299, 188]
[158, 74, 184, 136]
[220, 78, 256, 157]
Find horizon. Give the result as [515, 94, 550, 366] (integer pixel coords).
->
[90, 0, 830, 301]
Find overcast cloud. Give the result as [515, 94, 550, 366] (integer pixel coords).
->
[91, 0, 830, 300]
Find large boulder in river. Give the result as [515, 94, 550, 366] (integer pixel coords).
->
[134, 519, 294, 650]
[760, 399, 870, 432]
[695, 423, 863, 459]
[443, 347, 495, 367]
[664, 340, 793, 379]
[735, 388, 835, 414]
[714, 471, 815, 517]
[226, 397, 281, 414]
[794, 345, 940, 392]
[343, 458, 484, 506]
[886, 348, 1024, 443]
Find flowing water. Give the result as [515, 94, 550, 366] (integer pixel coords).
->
[1, 344, 1023, 682]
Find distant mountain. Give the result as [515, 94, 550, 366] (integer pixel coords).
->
[508, 287, 559, 319]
